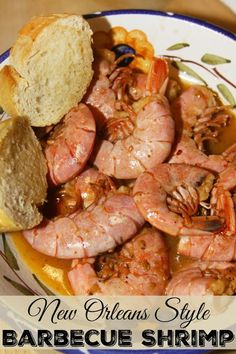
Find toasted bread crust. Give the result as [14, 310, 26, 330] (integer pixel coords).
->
[0, 117, 47, 232]
[0, 14, 93, 127]
[0, 65, 19, 117]
[10, 14, 70, 74]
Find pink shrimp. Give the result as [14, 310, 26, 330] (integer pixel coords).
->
[85, 56, 174, 179]
[23, 191, 144, 259]
[168, 132, 236, 173]
[85, 58, 116, 126]
[44, 167, 115, 218]
[168, 85, 236, 173]
[178, 164, 236, 261]
[45, 104, 96, 185]
[85, 56, 169, 124]
[133, 163, 224, 237]
[68, 228, 169, 295]
[166, 262, 236, 295]
[93, 95, 175, 179]
[73, 167, 115, 209]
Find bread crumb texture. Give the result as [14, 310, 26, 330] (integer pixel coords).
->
[0, 117, 47, 231]
[0, 14, 94, 126]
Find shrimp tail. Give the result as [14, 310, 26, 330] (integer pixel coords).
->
[180, 216, 225, 236]
[222, 142, 236, 164]
[191, 216, 225, 232]
[146, 58, 169, 95]
[68, 263, 98, 295]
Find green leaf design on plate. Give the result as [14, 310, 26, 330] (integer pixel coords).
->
[2, 233, 19, 270]
[217, 84, 236, 106]
[33, 274, 55, 295]
[0, 107, 4, 114]
[3, 275, 35, 295]
[172, 61, 207, 85]
[167, 43, 190, 50]
[201, 53, 231, 65]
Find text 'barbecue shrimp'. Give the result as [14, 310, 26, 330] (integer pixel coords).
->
[169, 85, 236, 173]
[133, 163, 224, 237]
[68, 228, 169, 295]
[166, 262, 236, 295]
[23, 192, 144, 259]
[178, 164, 236, 261]
[45, 104, 96, 185]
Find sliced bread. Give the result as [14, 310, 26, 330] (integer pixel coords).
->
[0, 117, 47, 231]
[0, 14, 93, 126]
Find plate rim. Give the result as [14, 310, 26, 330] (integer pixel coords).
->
[84, 8, 236, 41]
[0, 9, 230, 352]
[0, 8, 235, 64]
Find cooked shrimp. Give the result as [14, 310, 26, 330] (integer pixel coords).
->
[178, 164, 236, 261]
[73, 167, 115, 209]
[133, 163, 224, 236]
[86, 56, 169, 123]
[23, 192, 144, 259]
[168, 85, 236, 173]
[137, 57, 169, 97]
[68, 228, 169, 295]
[45, 104, 96, 185]
[171, 85, 229, 144]
[85, 59, 116, 126]
[166, 262, 236, 295]
[169, 132, 230, 173]
[45, 167, 115, 217]
[93, 95, 175, 179]
[85, 55, 174, 179]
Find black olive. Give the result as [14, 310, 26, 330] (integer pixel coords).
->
[111, 44, 136, 67]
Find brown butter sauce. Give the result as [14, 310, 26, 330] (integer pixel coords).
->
[10, 82, 236, 295]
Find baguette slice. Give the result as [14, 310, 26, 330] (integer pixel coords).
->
[0, 117, 47, 232]
[0, 14, 93, 126]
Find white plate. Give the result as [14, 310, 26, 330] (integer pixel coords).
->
[0, 9, 235, 295]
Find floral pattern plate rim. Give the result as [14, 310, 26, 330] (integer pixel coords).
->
[0, 9, 235, 353]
